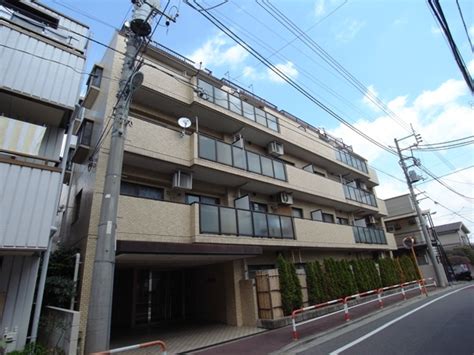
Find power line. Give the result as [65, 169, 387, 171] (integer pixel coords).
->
[423, 194, 474, 224]
[185, 0, 397, 157]
[455, 0, 473, 52]
[417, 164, 474, 184]
[418, 164, 474, 200]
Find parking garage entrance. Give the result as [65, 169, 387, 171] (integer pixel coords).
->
[109, 241, 262, 349]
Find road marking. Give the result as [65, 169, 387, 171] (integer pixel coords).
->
[329, 285, 473, 355]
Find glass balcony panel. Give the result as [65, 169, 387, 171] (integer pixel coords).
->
[242, 101, 255, 121]
[197, 79, 214, 101]
[280, 217, 294, 239]
[266, 114, 278, 131]
[253, 212, 268, 237]
[267, 214, 282, 238]
[255, 108, 267, 126]
[273, 160, 286, 181]
[229, 95, 242, 115]
[237, 210, 253, 236]
[232, 146, 246, 170]
[220, 207, 237, 235]
[214, 88, 229, 109]
[200, 204, 219, 234]
[216, 141, 232, 166]
[199, 135, 216, 161]
[353, 227, 361, 243]
[261, 156, 274, 177]
[247, 151, 262, 174]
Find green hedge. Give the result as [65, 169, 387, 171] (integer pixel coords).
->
[398, 255, 419, 282]
[378, 257, 402, 287]
[277, 255, 303, 315]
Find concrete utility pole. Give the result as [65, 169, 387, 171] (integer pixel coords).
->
[85, 1, 161, 351]
[394, 136, 448, 287]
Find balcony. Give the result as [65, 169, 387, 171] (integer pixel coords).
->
[343, 185, 377, 207]
[0, 152, 60, 250]
[197, 79, 279, 132]
[353, 226, 387, 245]
[198, 135, 287, 181]
[336, 149, 368, 174]
[199, 203, 294, 240]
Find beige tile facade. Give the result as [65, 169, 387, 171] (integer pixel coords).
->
[62, 31, 398, 353]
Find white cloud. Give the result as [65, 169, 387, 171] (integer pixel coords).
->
[314, 0, 326, 16]
[431, 26, 442, 35]
[267, 61, 299, 83]
[336, 20, 365, 42]
[414, 79, 467, 112]
[188, 33, 248, 68]
[362, 84, 379, 111]
[328, 78, 474, 235]
[467, 59, 474, 76]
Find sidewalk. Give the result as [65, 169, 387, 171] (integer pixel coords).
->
[186, 283, 468, 355]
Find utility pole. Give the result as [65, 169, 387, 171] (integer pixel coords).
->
[85, 1, 161, 352]
[394, 136, 448, 287]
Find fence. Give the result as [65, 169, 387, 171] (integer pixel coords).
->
[291, 278, 436, 340]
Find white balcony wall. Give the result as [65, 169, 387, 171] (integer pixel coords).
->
[0, 162, 60, 249]
[0, 24, 85, 109]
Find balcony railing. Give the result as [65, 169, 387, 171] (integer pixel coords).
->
[353, 226, 387, 244]
[198, 135, 287, 181]
[197, 79, 279, 132]
[199, 203, 295, 239]
[336, 149, 368, 174]
[343, 185, 377, 207]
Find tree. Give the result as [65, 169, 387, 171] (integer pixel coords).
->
[398, 255, 419, 281]
[277, 255, 302, 315]
[378, 258, 401, 287]
[306, 261, 330, 304]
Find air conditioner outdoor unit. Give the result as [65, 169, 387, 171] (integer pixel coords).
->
[267, 141, 284, 156]
[278, 192, 293, 205]
[367, 215, 376, 224]
[172, 170, 193, 190]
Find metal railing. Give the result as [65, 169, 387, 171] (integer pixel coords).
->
[198, 134, 287, 181]
[291, 278, 436, 340]
[343, 185, 377, 207]
[353, 225, 387, 245]
[199, 203, 295, 240]
[91, 340, 166, 354]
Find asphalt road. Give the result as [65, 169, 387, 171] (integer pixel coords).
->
[294, 284, 474, 355]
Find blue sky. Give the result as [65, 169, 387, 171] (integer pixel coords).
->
[43, 0, 473, 237]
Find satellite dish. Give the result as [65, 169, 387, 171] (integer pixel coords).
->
[178, 117, 192, 129]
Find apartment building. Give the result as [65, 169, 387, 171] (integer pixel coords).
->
[0, 0, 88, 351]
[62, 29, 397, 350]
[434, 222, 471, 250]
[384, 194, 445, 281]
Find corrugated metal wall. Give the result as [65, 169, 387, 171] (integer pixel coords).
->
[0, 3, 89, 53]
[0, 162, 60, 249]
[0, 25, 86, 109]
[0, 255, 40, 351]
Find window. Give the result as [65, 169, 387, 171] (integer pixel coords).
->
[77, 119, 94, 146]
[311, 210, 323, 222]
[185, 194, 219, 205]
[88, 65, 104, 88]
[120, 182, 164, 201]
[292, 208, 303, 219]
[72, 189, 82, 224]
[251, 202, 268, 213]
[322, 213, 335, 223]
[337, 217, 349, 225]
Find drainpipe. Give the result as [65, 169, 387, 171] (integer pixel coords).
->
[30, 106, 77, 343]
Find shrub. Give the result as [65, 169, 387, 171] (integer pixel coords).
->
[277, 255, 302, 315]
[378, 258, 401, 287]
[398, 255, 419, 281]
[305, 261, 330, 304]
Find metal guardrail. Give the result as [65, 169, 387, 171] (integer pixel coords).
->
[291, 278, 436, 340]
[91, 340, 167, 354]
